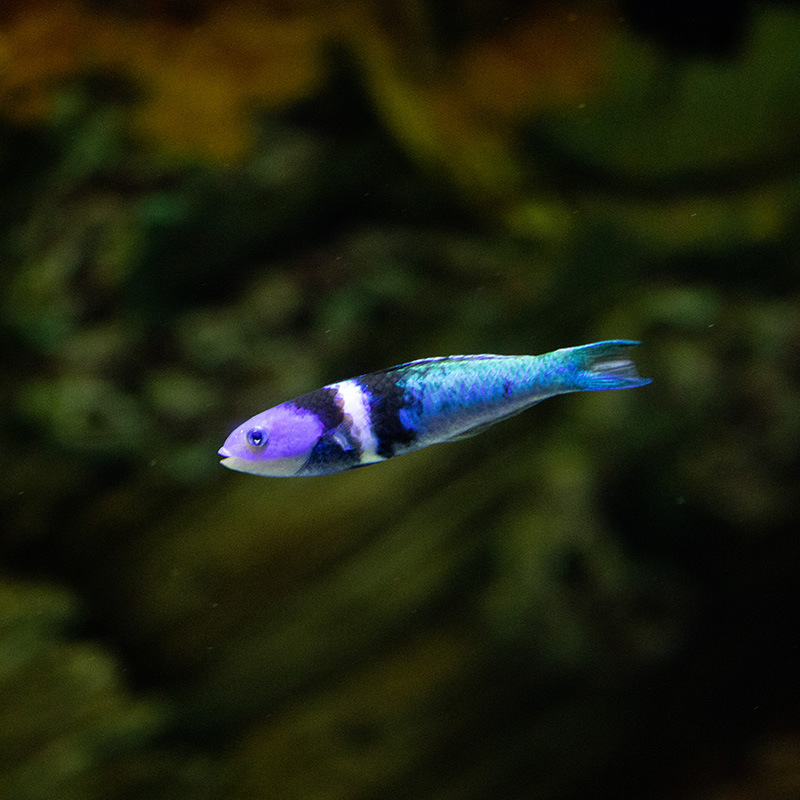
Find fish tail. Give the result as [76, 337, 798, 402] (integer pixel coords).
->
[559, 340, 651, 391]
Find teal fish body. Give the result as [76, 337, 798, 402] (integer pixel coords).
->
[218, 340, 650, 477]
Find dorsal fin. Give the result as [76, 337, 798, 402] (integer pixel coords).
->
[378, 353, 514, 373]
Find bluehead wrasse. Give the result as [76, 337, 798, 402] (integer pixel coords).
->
[218, 340, 651, 477]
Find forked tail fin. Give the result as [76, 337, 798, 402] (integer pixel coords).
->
[563, 340, 652, 391]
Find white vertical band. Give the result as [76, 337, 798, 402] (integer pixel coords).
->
[332, 380, 384, 464]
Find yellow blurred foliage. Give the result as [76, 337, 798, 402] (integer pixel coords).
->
[0, 0, 615, 179]
[457, 6, 613, 118]
[0, 0, 327, 159]
[0, 0, 89, 121]
[342, 1, 616, 203]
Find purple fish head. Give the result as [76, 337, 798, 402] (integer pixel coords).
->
[218, 402, 326, 477]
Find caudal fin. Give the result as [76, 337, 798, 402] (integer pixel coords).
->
[563, 340, 651, 391]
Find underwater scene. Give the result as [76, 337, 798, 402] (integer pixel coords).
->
[1, 2, 799, 798]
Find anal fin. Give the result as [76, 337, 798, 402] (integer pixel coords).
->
[444, 404, 536, 442]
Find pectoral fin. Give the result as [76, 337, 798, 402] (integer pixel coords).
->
[331, 427, 355, 451]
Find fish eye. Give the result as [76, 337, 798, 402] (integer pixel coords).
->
[246, 426, 268, 448]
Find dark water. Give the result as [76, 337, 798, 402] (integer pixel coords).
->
[1, 3, 799, 799]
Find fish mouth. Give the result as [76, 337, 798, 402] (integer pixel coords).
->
[218, 446, 240, 470]
[218, 449, 251, 473]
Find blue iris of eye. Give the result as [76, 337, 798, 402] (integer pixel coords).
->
[246, 427, 268, 448]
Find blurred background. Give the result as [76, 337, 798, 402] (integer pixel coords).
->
[1, 1, 799, 798]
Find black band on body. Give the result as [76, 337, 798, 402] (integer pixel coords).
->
[357, 370, 416, 458]
[298, 435, 361, 475]
[291, 387, 344, 432]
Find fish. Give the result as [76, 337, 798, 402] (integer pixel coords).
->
[218, 340, 651, 477]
